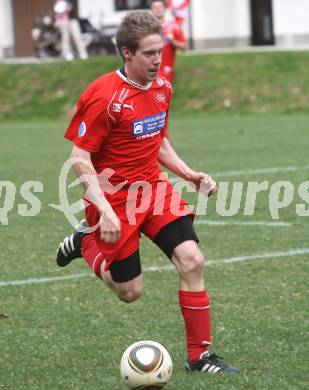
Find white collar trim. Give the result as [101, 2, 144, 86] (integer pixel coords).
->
[116, 69, 153, 90]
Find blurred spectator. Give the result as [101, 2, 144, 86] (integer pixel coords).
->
[150, 0, 186, 83]
[32, 12, 61, 58]
[54, 0, 88, 60]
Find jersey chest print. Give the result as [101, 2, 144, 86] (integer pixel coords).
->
[109, 84, 169, 141]
[131, 112, 167, 140]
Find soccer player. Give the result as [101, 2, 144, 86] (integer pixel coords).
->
[150, 0, 186, 83]
[56, 10, 239, 374]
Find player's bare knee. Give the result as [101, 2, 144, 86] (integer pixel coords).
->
[178, 251, 205, 275]
[118, 286, 143, 303]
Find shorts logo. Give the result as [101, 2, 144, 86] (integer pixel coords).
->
[155, 93, 167, 103]
[132, 112, 167, 139]
[78, 122, 87, 137]
[112, 103, 122, 112]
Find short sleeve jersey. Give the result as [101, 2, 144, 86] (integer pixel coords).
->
[161, 19, 186, 69]
[64, 70, 172, 184]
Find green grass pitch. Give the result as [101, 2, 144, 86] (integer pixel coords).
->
[0, 113, 308, 389]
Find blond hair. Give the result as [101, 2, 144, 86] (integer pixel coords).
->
[116, 10, 163, 59]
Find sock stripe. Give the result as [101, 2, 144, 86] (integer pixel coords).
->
[201, 340, 211, 347]
[181, 305, 210, 310]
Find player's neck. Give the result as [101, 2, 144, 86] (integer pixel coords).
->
[123, 64, 148, 87]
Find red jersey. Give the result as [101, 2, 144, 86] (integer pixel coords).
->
[65, 70, 172, 185]
[160, 19, 186, 81]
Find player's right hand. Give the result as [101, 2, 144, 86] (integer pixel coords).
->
[200, 174, 217, 197]
[166, 32, 174, 42]
[188, 172, 217, 197]
[99, 208, 121, 243]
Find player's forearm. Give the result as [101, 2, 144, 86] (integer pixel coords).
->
[172, 40, 186, 51]
[70, 147, 112, 214]
[159, 138, 195, 181]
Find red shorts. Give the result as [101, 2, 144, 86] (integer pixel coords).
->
[84, 179, 192, 270]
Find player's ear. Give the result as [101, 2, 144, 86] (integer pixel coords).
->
[122, 47, 133, 61]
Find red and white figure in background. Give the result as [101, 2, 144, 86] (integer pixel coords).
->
[150, 0, 187, 83]
[167, 0, 190, 25]
[53, 0, 88, 61]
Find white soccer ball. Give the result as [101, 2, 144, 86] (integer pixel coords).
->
[120, 341, 173, 389]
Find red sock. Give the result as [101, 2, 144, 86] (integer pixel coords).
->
[179, 290, 212, 362]
[81, 234, 104, 278]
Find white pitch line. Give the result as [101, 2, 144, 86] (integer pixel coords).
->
[168, 164, 309, 182]
[0, 248, 308, 288]
[0, 273, 91, 287]
[206, 248, 309, 266]
[195, 220, 291, 227]
[212, 164, 309, 178]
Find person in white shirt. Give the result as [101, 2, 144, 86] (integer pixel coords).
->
[54, 0, 88, 61]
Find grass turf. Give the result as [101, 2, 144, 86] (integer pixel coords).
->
[0, 113, 308, 389]
[1, 51, 309, 120]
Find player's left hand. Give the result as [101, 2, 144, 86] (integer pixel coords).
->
[166, 32, 174, 42]
[188, 172, 217, 196]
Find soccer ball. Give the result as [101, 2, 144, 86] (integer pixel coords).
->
[120, 340, 173, 389]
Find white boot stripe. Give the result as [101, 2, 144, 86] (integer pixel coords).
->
[213, 367, 221, 373]
[201, 364, 210, 372]
[60, 242, 68, 257]
[64, 237, 71, 253]
[69, 234, 74, 252]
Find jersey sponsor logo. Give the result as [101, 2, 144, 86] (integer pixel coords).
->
[157, 77, 164, 86]
[131, 112, 166, 139]
[123, 103, 134, 111]
[78, 121, 87, 137]
[155, 93, 167, 103]
[133, 121, 143, 134]
[112, 103, 122, 112]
